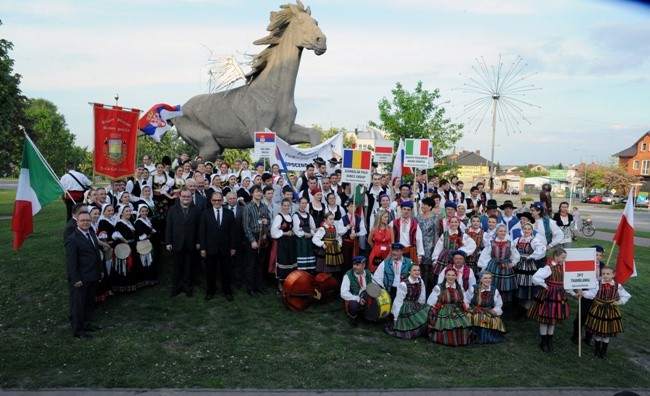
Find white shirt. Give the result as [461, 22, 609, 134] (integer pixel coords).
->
[431, 231, 477, 261]
[372, 258, 407, 289]
[437, 265, 477, 301]
[388, 218, 424, 257]
[533, 217, 564, 248]
[477, 237, 521, 269]
[391, 277, 426, 319]
[583, 280, 631, 304]
[271, 213, 293, 239]
[61, 170, 91, 191]
[340, 271, 371, 302]
[427, 282, 471, 306]
[292, 212, 316, 237]
[312, 223, 347, 248]
[471, 286, 504, 316]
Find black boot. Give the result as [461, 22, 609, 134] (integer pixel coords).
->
[546, 335, 554, 353]
[600, 342, 608, 359]
[571, 319, 579, 344]
[594, 340, 602, 358]
[539, 335, 546, 352]
[584, 331, 593, 347]
[349, 317, 358, 328]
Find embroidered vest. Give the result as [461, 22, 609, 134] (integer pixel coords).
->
[383, 257, 412, 288]
[346, 269, 373, 296]
[393, 218, 418, 247]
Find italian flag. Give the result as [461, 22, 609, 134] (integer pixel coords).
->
[11, 136, 64, 250]
[612, 186, 637, 284]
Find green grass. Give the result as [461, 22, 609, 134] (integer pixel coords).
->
[599, 227, 650, 239]
[1, 197, 649, 389]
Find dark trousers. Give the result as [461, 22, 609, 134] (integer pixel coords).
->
[64, 199, 74, 221]
[206, 252, 232, 295]
[172, 248, 193, 294]
[230, 248, 245, 287]
[70, 280, 97, 336]
[345, 300, 366, 318]
[573, 297, 594, 337]
[245, 245, 267, 292]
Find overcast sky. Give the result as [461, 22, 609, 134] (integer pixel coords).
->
[3, 0, 650, 166]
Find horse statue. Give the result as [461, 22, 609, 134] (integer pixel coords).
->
[172, 1, 326, 159]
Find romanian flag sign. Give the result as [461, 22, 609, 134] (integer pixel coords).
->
[374, 140, 394, 163]
[563, 248, 598, 290]
[341, 149, 372, 185]
[254, 129, 277, 160]
[404, 139, 431, 168]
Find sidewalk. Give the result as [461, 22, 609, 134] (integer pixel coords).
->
[588, 230, 650, 248]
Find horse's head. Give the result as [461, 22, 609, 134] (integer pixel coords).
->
[287, 1, 327, 55]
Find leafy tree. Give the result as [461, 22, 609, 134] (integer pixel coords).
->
[0, 21, 31, 177]
[135, 130, 196, 166]
[25, 98, 88, 175]
[369, 81, 463, 158]
[557, 162, 563, 170]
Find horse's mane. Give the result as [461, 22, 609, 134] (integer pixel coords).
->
[245, 0, 309, 83]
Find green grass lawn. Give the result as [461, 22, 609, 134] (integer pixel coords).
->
[599, 227, 650, 240]
[1, 195, 649, 389]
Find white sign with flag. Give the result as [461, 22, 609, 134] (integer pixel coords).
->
[253, 130, 277, 159]
[403, 139, 431, 168]
[373, 140, 394, 163]
[563, 248, 598, 290]
[270, 132, 343, 171]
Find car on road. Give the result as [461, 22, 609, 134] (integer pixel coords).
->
[582, 194, 599, 203]
[636, 196, 649, 208]
[588, 194, 604, 204]
[601, 194, 625, 205]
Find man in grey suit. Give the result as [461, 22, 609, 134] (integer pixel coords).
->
[166, 188, 201, 297]
[65, 211, 103, 340]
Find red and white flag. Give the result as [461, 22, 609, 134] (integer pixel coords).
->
[613, 187, 637, 284]
[391, 139, 412, 184]
[11, 134, 64, 250]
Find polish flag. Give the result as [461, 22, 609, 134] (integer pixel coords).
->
[613, 187, 637, 284]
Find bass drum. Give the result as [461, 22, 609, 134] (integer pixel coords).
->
[313, 273, 339, 304]
[281, 270, 315, 312]
[363, 286, 392, 321]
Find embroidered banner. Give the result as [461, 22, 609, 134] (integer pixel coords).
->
[93, 103, 140, 180]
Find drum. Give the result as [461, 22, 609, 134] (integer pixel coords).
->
[136, 239, 153, 255]
[114, 243, 131, 259]
[366, 282, 382, 298]
[363, 286, 392, 321]
[313, 273, 339, 304]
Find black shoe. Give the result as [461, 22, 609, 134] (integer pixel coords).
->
[546, 335, 554, 353]
[204, 294, 214, 301]
[85, 324, 102, 332]
[594, 340, 602, 358]
[600, 342, 608, 359]
[226, 293, 234, 302]
[247, 290, 258, 298]
[256, 288, 269, 295]
[349, 317, 358, 328]
[540, 335, 546, 352]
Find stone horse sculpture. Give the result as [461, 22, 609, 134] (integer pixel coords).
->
[172, 1, 327, 159]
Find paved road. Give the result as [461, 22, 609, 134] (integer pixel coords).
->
[0, 179, 18, 190]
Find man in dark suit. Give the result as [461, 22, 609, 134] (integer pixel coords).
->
[200, 191, 236, 301]
[65, 211, 103, 340]
[63, 203, 89, 240]
[166, 187, 201, 297]
[225, 191, 245, 289]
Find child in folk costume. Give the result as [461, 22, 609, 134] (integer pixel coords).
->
[340, 199, 367, 272]
[467, 271, 506, 344]
[340, 256, 375, 328]
[367, 209, 394, 273]
[527, 248, 571, 353]
[572, 245, 606, 346]
[513, 221, 547, 319]
[583, 266, 631, 359]
[312, 212, 346, 280]
[292, 197, 317, 274]
[270, 198, 298, 291]
[426, 266, 473, 346]
[112, 205, 143, 292]
[385, 263, 430, 339]
[436, 250, 476, 303]
[134, 204, 158, 286]
[478, 224, 520, 305]
[465, 215, 485, 280]
[431, 216, 477, 277]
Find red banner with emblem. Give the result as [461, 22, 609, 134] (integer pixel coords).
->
[93, 103, 141, 180]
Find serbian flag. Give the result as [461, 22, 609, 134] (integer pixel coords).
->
[391, 139, 412, 183]
[342, 150, 371, 169]
[138, 104, 182, 143]
[256, 132, 276, 143]
[613, 187, 637, 284]
[12, 134, 64, 250]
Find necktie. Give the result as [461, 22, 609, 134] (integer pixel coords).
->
[86, 232, 94, 247]
[359, 275, 364, 288]
[183, 207, 188, 218]
[142, 181, 146, 185]
[394, 260, 399, 273]
[200, 190, 205, 197]
[216, 208, 221, 225]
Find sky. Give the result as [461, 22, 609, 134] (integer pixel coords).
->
[3, 0, 650, 166]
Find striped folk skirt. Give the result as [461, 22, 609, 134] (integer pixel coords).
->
[385, 301, 430, 339]
[467, 308, 506, 344]
[485, 260, 518, 302]
[427, 303, 473, 346]
[514, 257, 538, 301]
[527, 281, 570, 325]
[584, 299, 623, 337]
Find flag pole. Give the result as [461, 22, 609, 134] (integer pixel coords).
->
[22, 131, 74, 203]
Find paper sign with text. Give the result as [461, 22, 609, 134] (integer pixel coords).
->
[403, 139, 430, 168]
[254, 131, 276, 159]
[341, 149, 372, 185]
[374, 140, 394, 163]
[563, 248, 598, 290]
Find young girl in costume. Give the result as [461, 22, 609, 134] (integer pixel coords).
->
[426, 266, 473, 346]
[385, 264, 430, 339]
[467, 271, 506, 344]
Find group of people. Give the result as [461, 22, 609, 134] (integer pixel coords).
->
[62, 154, 630, 356]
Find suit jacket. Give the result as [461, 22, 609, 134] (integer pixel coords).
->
[226, 204, 245, 248]
[65, 229, 103, 284]
[63, 218, 77, 240]
[165, 203, 201, 251]
[193, 190, 207, 209]
[199, 206, 236, 255]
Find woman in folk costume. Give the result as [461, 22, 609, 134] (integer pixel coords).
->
[426, 266, 473, 346]
[513, 219, 547, 317]
[385, 264, 430, 339]
[431, 216, 477, 278]
[134, 204, 158, 287]
[97, 203, 117, 296]
[527, 248, 571, 353]
[309, 188, 326, 230]
[367, 209, 394, 273]
[325, 192, 345, 222]
[340, 199, 367, 273]
[236, 173, 253, 205]
[117, 191, 135, 221]
[221, 174, 239, 197]
[270, 198, 298, 291]
[583, 266, 631, 359]
[136, 185, 162, 259]
[112, 205, 142, 292]
[552, 201, 575, 248]
[465, 215, 484, 281]
[467, 271, 506, 344]
[151, 162, 174, 235]
[170, 166, 187, 198]
[478, 224, 520, 306]
[292, 197, 317, 274]
[312, 212, 346, 280]
[416, 197, 439, 293]
[90, 206, 111, 303]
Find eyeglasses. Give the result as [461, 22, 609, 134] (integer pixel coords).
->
[212, 199, 223, 202]
[78, 219, 91, 222]
[180, 195, 192, 199]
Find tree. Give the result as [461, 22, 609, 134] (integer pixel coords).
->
[135, 130, 196, 166]
[557, 162, 564, 169]
[25, 98, 88, 175]
[369, 81, 463, 158]
[0, 21, 31, 177]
